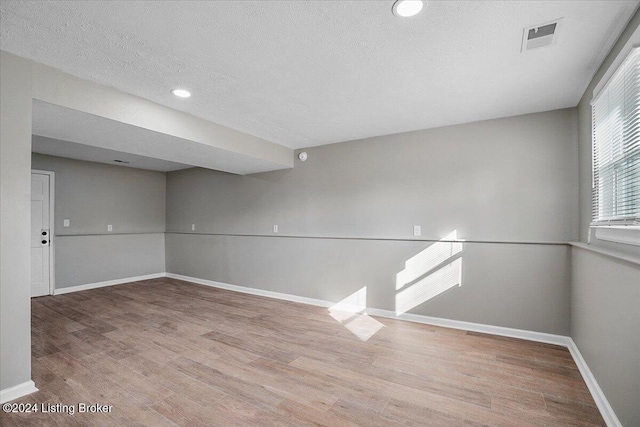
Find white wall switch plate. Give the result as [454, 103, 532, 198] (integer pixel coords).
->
[273, 225, 278, 233]
[191, 224, 195, 231]
[63, 219, 70, 227]
[107, 224, 113, 232]
[413, 225, 421, 237]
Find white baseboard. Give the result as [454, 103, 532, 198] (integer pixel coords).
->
[165, 273, 569, 346]
[366, 307, 572, 347]
[0, 380, 38, 404]
[567, 339, 622, 427]
[166, 273, 334, 309]
[53, 272, 167, 295]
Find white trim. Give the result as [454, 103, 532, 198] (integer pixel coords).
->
[367, 308, 571, 346]
[590, 220, 640, 227]
[166, 273, 333, 308]
[53, 273, 166, 295]
[0, 380, 38, 404]
[570, 242, 640, 266]
[593, 226, 640, 247]
[592, 35, 640, 102]
[164, 231, 567, 246]
[31, 169, 55, 296]
[567, 339, 623, 427]
[165, 273, 568, 346]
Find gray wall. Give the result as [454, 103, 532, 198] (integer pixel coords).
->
[31, 154, 166, 288]
[166, 109, 578, 335]
[571, 8, 640, 427]
[571, 248, 640, 427]
[54, 234, 165, 287]
[167, 109, 578, 242]
[32, 153, 166, 235]
[166, 235, 571, 334]
[0, 52, 33, 392]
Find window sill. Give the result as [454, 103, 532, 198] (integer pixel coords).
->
[570, 242, 640, 266]
[590, 225, 640, 247]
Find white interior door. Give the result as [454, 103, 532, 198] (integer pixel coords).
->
[31, 173, 51, 297]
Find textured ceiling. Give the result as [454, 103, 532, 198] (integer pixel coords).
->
[1, 1, 638, 149]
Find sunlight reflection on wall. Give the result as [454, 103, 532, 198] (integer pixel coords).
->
[395, 230, 464, 315]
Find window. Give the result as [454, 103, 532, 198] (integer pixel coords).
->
[592, 47, 640, 226]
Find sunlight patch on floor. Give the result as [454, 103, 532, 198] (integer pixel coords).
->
[328, 287, 384, 341]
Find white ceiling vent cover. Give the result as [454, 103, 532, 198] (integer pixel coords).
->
[521, 18, 563, 52]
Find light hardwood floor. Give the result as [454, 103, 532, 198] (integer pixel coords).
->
[1, 278, 604, 426]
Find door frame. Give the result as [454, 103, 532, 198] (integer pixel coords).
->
[31, 169, 55, 296]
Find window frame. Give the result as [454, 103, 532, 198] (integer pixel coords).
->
[590, 45, 640, 245]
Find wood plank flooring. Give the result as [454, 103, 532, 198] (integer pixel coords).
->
[1, 278, 604, 426]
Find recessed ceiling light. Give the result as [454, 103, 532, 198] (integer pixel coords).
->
[392, 0, 424, 18]
[171, 89, 191, 98]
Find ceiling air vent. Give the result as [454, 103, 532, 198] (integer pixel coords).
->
[521, 18, 563, 52]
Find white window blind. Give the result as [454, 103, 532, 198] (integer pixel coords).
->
[592, 47, 640, 224]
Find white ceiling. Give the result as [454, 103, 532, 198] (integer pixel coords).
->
[1, 1, 638, 149]
[32, 135, 191, 172]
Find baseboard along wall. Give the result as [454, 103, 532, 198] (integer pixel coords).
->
[0, 381, 38, 404]
[566, 339, 623, 427]
[166, 273, 570, 346]
[52, 272, 166, 295]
